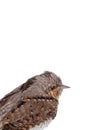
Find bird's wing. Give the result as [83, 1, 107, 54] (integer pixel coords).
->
[1, 97, 58, 130]
[0, 76, 35, 108]
[0, 86, 21, 108]
[0, 76, 37, 119]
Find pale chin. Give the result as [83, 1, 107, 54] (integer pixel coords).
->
[57, 89, 63, 99]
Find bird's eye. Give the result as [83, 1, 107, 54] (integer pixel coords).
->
[51, 86, 56, 90]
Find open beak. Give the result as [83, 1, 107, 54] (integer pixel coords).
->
[61, 85, 70, 89]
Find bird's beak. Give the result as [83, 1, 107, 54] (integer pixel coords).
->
[61, 85, 70, 89]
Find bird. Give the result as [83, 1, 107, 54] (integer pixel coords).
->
[0, 71, 69, 130]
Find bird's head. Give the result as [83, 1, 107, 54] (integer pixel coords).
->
[41, 71, 70, 99]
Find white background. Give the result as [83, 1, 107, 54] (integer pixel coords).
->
[0, 0, 107, 130]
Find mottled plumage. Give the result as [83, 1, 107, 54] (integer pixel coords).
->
[0, 71, 69, 130]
